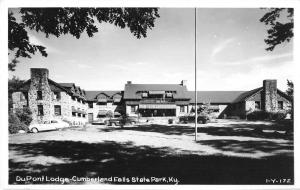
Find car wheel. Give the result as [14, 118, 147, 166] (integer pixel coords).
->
[31, 128, 39, 133]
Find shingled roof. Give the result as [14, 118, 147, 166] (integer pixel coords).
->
[59, 83, 76, 88]
[59, 83, 87, 99]
[232, 87, 263, 103]
[188, 91, 246, 104]
[124, 83, 189, 100]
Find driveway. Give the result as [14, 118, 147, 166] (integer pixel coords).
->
[9, 119, 294, 185]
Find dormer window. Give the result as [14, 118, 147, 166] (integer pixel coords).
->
[54, 92, 61, 100]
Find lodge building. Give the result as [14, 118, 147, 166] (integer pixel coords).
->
[11, 68, 292, 125]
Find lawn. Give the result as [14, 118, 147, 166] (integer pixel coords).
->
[9, 119, 294, 185]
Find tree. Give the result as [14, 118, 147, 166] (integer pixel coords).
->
[286, 79, 294, 119]
[260, 8, 293, 51]
[15, 107, 33, 126]
[8, 8, 160, 71]
[286, 79, 294, 99]
[106, 110, 114, 118]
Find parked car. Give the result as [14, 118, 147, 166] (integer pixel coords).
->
[29, 119, 70, 133]
[92, 115, 110, 125]
[179, 114, 210, 124]
[107, 116, 138, 126]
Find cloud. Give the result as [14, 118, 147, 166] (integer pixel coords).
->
[77, 63, 93, 69]
[109, 64, 129, 71]
[211, 38, 235, 57]
[212, 52, 293, 66]
[135, 62, 147, 66]
[251, 52, 293, 62]
[109, 61, 151, 71]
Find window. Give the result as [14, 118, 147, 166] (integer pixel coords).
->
[37, 105, 44, 116]
[131, 106, 136, 113]
[72, 112, 76, 117]
[180, 106, 185, 112]
[88, 102, 93, 108]
[54, 105, 61, 116]
[97, 102, 107, 106]
[278, 101, 284, 109]
[54, 92, 61, 100]
[83, 114, 86, 118]
[255, 101, 261, 109]
[37, 91, 42, 100]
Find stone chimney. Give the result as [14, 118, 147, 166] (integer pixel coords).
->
[263, 79, 277, 112]
[29, 68, 52, 124]
[181, 80, 187, 86]
[127, 81, 132, 84]
[30, 68, 49, 89]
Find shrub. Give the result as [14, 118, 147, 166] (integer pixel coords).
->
[247, 110, 287, 121]
[247, 111, 270, 120]
[15, 107, 32, 125]
[9, 112, 29, 134]
[270, 111, 287, 120]
[106, 110, 114, 118]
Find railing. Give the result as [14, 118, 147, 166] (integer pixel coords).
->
[140, 98, 174, 104]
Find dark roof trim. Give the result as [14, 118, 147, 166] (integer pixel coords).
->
[277, 89, 292, 102]
[13, 79, 31, 92]
[232, 87, 263, 103]
[48, 79, 72, 95]
[244, 88, 263, 102]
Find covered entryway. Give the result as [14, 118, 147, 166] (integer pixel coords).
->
[139, 104, 176, 117]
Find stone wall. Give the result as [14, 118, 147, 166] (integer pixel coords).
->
[52, 91, 72, 121]
[12, 92, 28, 110]
[277, 93, 291, 111]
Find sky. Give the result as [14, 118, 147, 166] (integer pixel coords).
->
[8, 8, 294, 91]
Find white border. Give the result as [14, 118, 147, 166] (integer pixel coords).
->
[1, 0, 299, 190]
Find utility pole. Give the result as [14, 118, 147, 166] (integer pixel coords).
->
[194, 8, 198, 142]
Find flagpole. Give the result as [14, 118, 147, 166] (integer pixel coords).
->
[195, 8, 198, 142]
